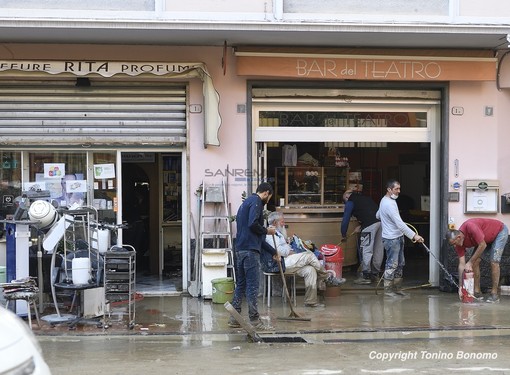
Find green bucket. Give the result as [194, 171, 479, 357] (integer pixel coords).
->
[211, 277, 234, 304]
[0, 266, 5, 284]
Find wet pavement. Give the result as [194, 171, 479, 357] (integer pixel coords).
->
[31, 285, 510, 337]
[35, 285, 510, 374]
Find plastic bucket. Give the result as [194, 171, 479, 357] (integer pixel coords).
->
[0, 266, 5, 283]
[72, 257, 91, 285]
[320, 244, 344, 278]
[211, 277, 234, 304]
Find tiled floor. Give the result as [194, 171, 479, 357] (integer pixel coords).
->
[136, 274, 182, 296]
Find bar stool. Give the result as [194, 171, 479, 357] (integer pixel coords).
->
[4, 290, 41, 329]
[262, 272, 297, 307]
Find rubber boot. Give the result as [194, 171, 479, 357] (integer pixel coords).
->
[384, 279, 398, 297]
[393, 278, 409, 297]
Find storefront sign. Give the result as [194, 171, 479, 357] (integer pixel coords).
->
[0, 60, 205, 77]
[236, 52, 496, 81]
[0, 60, 222, 146]
[121, 153, 156, 163]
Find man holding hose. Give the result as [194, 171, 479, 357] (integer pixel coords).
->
[376, 179, 424, 297]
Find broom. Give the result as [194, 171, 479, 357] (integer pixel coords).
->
[272, 234, 311, 322]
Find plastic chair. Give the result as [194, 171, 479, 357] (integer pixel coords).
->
[262, 272, 296, 307]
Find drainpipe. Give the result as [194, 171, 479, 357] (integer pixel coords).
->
[273, 0, 283, 21]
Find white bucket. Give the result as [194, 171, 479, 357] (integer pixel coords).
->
[72, 257, 91, 285]
[92, 229, 111, 254]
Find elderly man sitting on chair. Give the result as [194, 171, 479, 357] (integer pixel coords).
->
[265, 211, 345, 307]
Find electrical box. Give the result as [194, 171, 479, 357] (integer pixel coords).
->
[464, 180, 499, 214]
[501, 193, 510, 214]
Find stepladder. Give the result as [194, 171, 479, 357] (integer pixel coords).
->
[199, 179, 235, 299]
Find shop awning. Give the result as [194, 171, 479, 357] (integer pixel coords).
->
[0, 60, 222, 147]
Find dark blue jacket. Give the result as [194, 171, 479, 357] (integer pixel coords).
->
[341, 192, 379, 237]
[235, 193, 268, 253]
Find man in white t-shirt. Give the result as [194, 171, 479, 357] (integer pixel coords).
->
[376, 179, 423, 297]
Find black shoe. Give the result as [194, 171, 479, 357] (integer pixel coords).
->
[228, 318, 241, 328]
[304, 302, 326, 308]
[250, 319, 273, 330]
[371, 274, 381, 283]
[326, 276, 346, 286]
[485, 294, 500, 303]
[353, 277, 371, 285]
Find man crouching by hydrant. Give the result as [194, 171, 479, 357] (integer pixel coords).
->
[376, 179, 424, 297]
[447, 218, 508, 303]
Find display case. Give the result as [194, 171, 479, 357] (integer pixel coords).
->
[275, 166, 349, 207]
[323, 167, 349, 205]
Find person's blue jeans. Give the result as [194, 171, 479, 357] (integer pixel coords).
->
[490, 224, 509, 263]
[382, 236, 405, 280]
[231, 250, 261, 322]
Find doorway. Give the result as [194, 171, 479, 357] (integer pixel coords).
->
[251, 92, 441, 286]
[121, 152, 184, 292]
[121, 162, 152, 275]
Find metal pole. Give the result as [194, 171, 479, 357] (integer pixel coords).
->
[37, 231, 44, 314]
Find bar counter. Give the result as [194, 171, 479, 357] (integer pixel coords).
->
[276, 206, 359, 267]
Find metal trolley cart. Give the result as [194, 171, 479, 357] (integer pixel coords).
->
[103, 245, 136, 329]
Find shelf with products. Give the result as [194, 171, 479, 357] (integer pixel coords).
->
[162, 155, 182, 222]
[93, 179, 117, 222]
[275, 166, 349, 207]
[323, 167, 349, 205]
[92, 153, 118, 223]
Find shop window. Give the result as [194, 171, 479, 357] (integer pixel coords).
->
[28, 151, 88, 208]
[0, 151, 22, 219]
[93, 152, 117, 223]
[25, 151, 117, 223]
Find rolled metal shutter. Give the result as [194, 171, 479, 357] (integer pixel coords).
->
[0, 80, 187, 147]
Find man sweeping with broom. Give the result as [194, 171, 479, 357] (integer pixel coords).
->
[228, 182, 276, 330]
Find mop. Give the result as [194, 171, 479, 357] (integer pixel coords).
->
[272, 234, 311, 322]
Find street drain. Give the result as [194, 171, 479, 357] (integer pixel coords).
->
[261, 336, 308, 343]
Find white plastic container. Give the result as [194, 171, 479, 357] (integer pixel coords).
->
[72, 257, 91, 285]
[92, 229, 111, 254]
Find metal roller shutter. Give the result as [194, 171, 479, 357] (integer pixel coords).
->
[0, 80, 187, 147]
